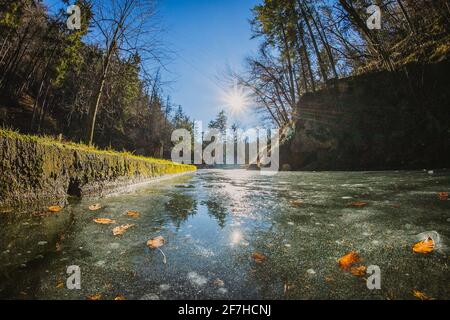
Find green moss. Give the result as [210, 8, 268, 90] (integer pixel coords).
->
[0, 128, 196, 171]
[0, 128, 196, 207]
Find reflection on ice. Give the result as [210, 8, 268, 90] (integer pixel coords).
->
[416, 231, 444, 251]
[230, 230, 243, 246]
[0, 169, 449, 300]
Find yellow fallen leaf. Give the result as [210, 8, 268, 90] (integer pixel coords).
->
[89, 204, 102, 211]
[350, 265, 367, 277]
[413, 290, 433, 300]
[349, 202, 368, 208]
[48, 206, 63, 213]
[290, 200, 304, 206]
[251, 252, 267, 263]
[114, 295, 126, 300]
[413, 237, 434, 254]
[338, 252, 361, 270]
[56, 282, 64, 289]
[126, 210, 140, 218]
[147, 236, 165, 249]
[93, 218, 116, 225]
[86, 294, 102, 300]
[438, 192, 448, 201]
[113, 224, 135, 236]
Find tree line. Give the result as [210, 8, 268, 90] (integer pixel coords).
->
[234, 0, 449, 127]
[0, 0, 194, 157]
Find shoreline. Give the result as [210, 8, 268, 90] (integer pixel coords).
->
[0, 129, 196, 209]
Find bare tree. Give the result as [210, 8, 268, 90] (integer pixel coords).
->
[85, 0, 160, 145]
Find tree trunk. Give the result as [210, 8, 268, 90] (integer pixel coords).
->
[279, 22, 297, 107]
[85, 21, 121, 145]
[338, 0, 395, 71]
[296, 20, 316, 92]
[37, 85, 51, 133]
[396, 0, 415, 34]
[298, 0, 329, 84]
[308, 5, 339, 79]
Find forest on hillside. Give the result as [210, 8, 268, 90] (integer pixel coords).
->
[236, 0, 449, 127]
[0, 0, 449, 157]
[0, 0, 194, 157]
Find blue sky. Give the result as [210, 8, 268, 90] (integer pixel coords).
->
[44, 0, 261, 126]
[158, 0, 261, 126]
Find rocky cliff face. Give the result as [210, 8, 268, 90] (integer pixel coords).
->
[0, 130, 196, 208]
[282, 60, 450, 171]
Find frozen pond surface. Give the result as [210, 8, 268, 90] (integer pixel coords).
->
[1, 170, 449, 300]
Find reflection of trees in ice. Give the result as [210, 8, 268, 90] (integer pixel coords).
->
[165, 194, 198, 228]
[202, 200, 228, 229]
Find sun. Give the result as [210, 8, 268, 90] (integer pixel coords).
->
[221, 83, 252, 114]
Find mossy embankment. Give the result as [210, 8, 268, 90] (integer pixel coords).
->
[0, 129, 196, 208]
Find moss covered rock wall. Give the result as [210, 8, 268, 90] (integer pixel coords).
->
[0, 130, 196, 208]
[282, 60, 450, 170]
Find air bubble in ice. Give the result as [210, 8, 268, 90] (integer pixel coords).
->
[416, 231, 442, 250]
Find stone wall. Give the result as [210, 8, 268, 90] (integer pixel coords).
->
[282, 59, 450, 171]
[0, 130, 196, 208]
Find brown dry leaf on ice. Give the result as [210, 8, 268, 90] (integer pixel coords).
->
[413, 290, 433, 300]
[338, 252, 368, 277]
[93, 218, 116, 225]
[349, 265, 367, 277]
[48, 206, 63, 213]
[349, 202, 368, 208]
[251, 252, 267, 263]
[113, 224, 135, 236]
[147, 236, 165, 249]
[338, 252, 361, 270]
[126, 210, 140, 218]
[413, 237, 434, 254]
[89, 204, 102, 211]
[290, 200, 304, 206]
[438, 192, 448, 201]
[86, 294, 102, 300]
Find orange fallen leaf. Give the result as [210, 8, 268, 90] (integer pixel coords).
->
[93, 218, 116, 225]
[290, 200, 304, 206]
[86, 294, 102, 300]
[349, 202, 368, 208]
[147, 236, 165, 249]
[114, 295, 126, 300]
[413, 237, 434, 254]
[392, 204, 401, 209]
[56, 282, 64, 289]
[48, 206, 63, 213]
[413, 290, 433, 300]
[251, 252, 267, 263]
[89, 204, 102, 211]
[350, 265, 367, 277]
[126, 210, 140, 218]
[438, 192, 448, 201]
[338, 252, 361, 270]
[113, 224, 135, 236]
